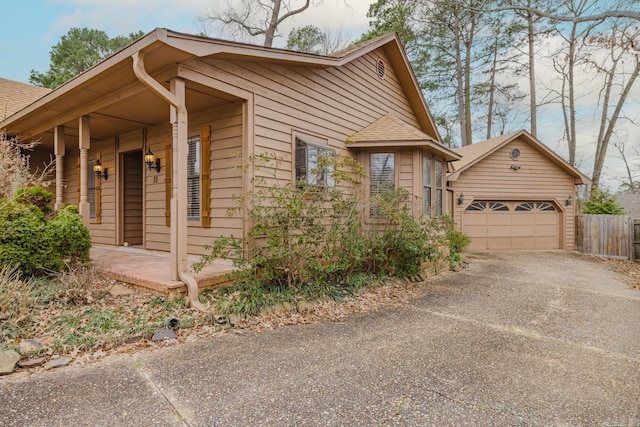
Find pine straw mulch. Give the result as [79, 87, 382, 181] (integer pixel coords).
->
[6, 276, 426, 376]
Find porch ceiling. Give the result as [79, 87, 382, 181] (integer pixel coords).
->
[36, 81, 237, 150]
[3, 39, 241, 150]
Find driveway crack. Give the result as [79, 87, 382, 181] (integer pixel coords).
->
[131, 354, 193, 426]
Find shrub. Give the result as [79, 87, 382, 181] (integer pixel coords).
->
[0, 187, 91, 275]
[582, 189, 625, 215]
[194, 153, 450, 301]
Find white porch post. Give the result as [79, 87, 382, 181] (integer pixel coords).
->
[169, 78, 188, 281]
[78, 115, 90, 225]
[54, 126, 65, 210]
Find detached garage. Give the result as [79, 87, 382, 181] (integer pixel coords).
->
[448, 130, 591, 251]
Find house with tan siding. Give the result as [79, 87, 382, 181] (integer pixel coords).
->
[1, 29, 459, 305]
[448, 130, 591, 251]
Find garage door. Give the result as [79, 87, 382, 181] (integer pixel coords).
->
[463, 201, 560, 250]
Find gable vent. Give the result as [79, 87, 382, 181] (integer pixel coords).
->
[376, 60, 386, 79]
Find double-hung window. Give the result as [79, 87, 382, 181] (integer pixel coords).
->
[423, 155, 432, 218]
[295, 136, 335, 187]
[369, 152, 395, 218]
[435, 160, 443, 216]
[187, 135, 200, 220]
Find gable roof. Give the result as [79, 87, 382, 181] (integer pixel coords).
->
[1, 29, 442, 146]
[447, 129, 591, 184]
[0, 78, 50, 119]
[347, 114, 460, 161]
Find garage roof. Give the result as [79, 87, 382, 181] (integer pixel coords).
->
[448, 129, 591, 184]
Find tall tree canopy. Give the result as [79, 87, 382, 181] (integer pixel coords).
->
[362, 0, 640, 190]
[30, 28, 144, 89]
[286, 25, 349, 54]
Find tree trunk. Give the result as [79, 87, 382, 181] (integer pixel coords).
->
[486, 32, 499, 140]
[527, 12, 537, 137]
[463, 21, 475, 145]
[591, 58, 640, 192]
[455, 32, 468, 146]
[263, 0, 282, 47]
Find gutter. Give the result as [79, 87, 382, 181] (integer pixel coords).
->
[131, 51, 205, 312]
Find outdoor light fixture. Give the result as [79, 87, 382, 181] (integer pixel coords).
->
[510, 164, 521, 170]
[566, 195, 573, 206]
[94, 159, 108, 181]
[457, 193, 465, 205]
[145, 147, 161, 173]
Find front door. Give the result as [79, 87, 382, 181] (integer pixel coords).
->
[121, 151, 143, 247]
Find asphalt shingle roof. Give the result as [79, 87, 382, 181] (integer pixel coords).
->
[0, 78, 51, 120]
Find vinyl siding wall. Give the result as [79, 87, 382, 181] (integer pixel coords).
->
[192, 48, 427, 215]
[57, 46, 441, 253]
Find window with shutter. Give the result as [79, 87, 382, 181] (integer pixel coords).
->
[295, 136, 335, 187]
[369, 152, 395, 218]
[187, 135, 200, 220]
[423, 155, 432, 218]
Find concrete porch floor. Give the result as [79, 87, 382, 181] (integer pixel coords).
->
[90, 245, 235, 299]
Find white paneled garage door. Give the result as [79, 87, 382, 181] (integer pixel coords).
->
[463, 201, 560, 250]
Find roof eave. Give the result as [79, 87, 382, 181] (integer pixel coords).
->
[1, 29, 165, 130]
[347, 140, 461, 161]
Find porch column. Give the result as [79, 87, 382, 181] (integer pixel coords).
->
[54, 126, 65, 210]
[169, 78, 188, 281]
[78, 115, 90, 225]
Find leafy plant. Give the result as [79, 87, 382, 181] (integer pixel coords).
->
[0, 187, 91, 275]
[582, 189, 625, 215]
[195, 152, 451, 306]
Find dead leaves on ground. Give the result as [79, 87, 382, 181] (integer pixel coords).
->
[593, 257, 640, 290]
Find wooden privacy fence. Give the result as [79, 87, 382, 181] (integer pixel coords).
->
[575, 215, 634, 260]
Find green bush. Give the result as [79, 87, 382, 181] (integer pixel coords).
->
[582, 189, 625, 215]
[0, 187, 91, 275]
[194, 153, 452, 304]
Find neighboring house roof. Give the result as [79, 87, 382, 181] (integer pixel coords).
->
[447, 129, 591, 185]
[347, 113, 460, 161]
[0, 78, 50, 120]
[615, 193, 640, 217]
[1, 29, 442, 146]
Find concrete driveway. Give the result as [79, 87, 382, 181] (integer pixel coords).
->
[1, 251, 639, 426]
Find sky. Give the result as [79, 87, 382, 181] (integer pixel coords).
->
[0, 0, 372, 84]
[1, 0, 638, 191]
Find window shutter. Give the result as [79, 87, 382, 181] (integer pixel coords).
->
[201, 127, 211, 228]
[165, 137, 171, 227]
[77, 156, 81, 204]
[94, 156, 102, 224]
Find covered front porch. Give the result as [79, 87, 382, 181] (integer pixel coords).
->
[90, 245, 235, 299]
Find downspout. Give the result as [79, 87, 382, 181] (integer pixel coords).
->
[131, 51, 205, 312]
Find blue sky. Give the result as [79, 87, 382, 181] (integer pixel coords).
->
[0, 0, 371, 83]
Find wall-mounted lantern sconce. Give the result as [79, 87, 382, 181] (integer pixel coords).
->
[457, 193, 465, 205]
[94, 159, 108, 181]
[566, 195, 573, 206]
[145, 147, 161, 173]
[510, 164, 521, 170]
